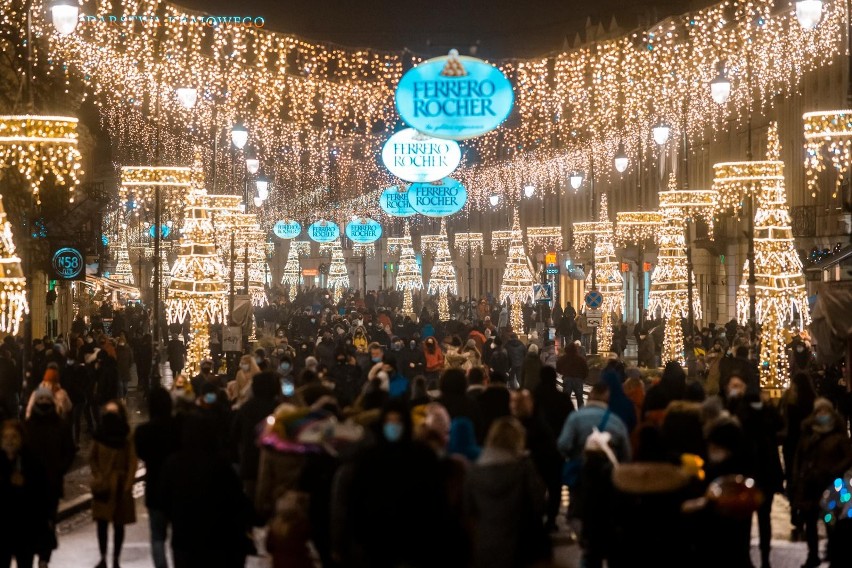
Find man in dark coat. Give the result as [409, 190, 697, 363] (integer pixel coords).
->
[504, 334, 526, 387]
[135, 387, 179, 568]
[476, 372, 511, 442]
[438, 369, 482, 437]
[397, 339, 426, 380]
[231, 371, 280, 503]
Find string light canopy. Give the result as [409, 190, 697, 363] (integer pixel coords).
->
[454, 232, 484, 256]
[167, 189, 229, 375]
[326, 239, 350, 302]
[281, 243, 302, 301]
[0, 195, 27, 335]
[395, 223, 423, 315]
[614, 211, 664, 247]
[526, 226, 563, 251]
[803, 109, 852, 198]
[352, 243, 376, 257]
[736, 122, 810, 391]
[491, 230, 513, 253]
[386, 237, 406, 255]
[499, 210, 535, 333]
[0, 115, 83, 204]
[712, 160, 783, 214]
[427, 219, 457, 321]
[38, 0, 845, 215]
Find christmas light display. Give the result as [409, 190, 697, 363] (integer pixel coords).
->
[614, 211, 664, 247]
[353, 243, 376, 257]
[490, 230, 513, 253]
[119, 166, 195, 222]
[0, 115, 83, 204]
[420, 233, 443, 256]
[712, 160, 784, 214]
[326, 239, 350, 302]
[525, 226, 563, 251]
[736, 123, 810, 390]
[395, 224, 423, 316]
[499, 210, 535, 333]
[0, 195, 27, 335]
[109, 235, 134, 285]
[167, 190, 228, 375]
[454, 232, 484, 256]
[386, 237, 406, 255]
[572, 221, 599, 252]
[427, 220, 457, 321]
[803, 109, 852, 198]
[32, 0, 843, 216]
[281, 243, 302, 302]
[147, 245, 172, 296]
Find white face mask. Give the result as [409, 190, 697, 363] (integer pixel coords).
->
[240, 363, 250, 372]
[708, 449, 729, 463]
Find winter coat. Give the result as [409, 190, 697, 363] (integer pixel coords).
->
[476, 386, 511, 442]
[533, 381, 574, 441]
[497, 309, 509, 330]
[637, 335, 656, 368]
[90, 437, 138, 525]
[134, 416, 179, 510]
[505, 339, 526, 369]
[729, 398, 785, 494]
[423, 344, 445, 373]
[521, 352, 542, 391]
[24, 409, 75, 503]
[0, 448, 50, 554]
[232, 396, 279, 482]
[792, 415, 852, 511]
[465, 451, 550, 568]
[556, 345, 588, 380]
[488, 348, 511, 376]
[115, 343, 134, 383]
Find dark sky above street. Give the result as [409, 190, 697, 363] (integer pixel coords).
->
[178, 0, 694, 58]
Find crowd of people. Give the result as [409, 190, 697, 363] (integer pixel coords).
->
[0, 286, 850, 568]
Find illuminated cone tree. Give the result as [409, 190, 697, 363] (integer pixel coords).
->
[111, 236, 134, 285]
[326, 239, 349, 303]
[735, 123, 809, 390]
[281, 243, 301, 301]
[427, 219, 457, 321]
[167, 190, 228, 375]
[499, 210, 534, 333]
[395, 223, 423, 315]
[0, 195, 27, 335]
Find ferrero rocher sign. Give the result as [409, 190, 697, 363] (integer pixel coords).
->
[381, 128, 461, 182]
[407, 177, 468, 217]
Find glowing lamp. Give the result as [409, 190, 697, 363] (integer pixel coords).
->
[795, 0, 823, 30]
[489, 194, 500, 206]
[50, 0, 79, 35]
[614, 143, 629, 173]
[231, 124, 248, 149]
[245, 158, 260, 175]
[255, 175, 269, 197]
[175, 87, 198, 109]
[710, 67, 731, 104]
[569, 171, 584, 190]
[523, 184, 536, 198]
[652, 122, 671, 145]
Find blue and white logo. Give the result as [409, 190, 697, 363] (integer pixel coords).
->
[381, 128, 461, 183]
[273, 220, 302, 240]
[52, 247, 84, 280]
[345, 218, 383, 243]
[407, 177, 467, 217]
[379, 186, 417, 218]
[395, 53, 514, 140]
[307, 220, 340, 243]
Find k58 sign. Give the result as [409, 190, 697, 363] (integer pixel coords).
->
[407, 177, 467, 217]
[395, 52, 514, 140]
[381, 128, 461, 183]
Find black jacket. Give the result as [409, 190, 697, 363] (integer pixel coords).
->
[505, 339, 526, 368]
[231, 396, 279, 482]
[135, 416, 180, 509]
[476, 386, 511, 443]
[24, 408, 75, 502]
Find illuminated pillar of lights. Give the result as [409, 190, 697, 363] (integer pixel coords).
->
[395, 223, 423, 316]
[499, 210, 534, 333]
[803, 110, 852, 199]
[166, 190, 228, 376]
[326, 239, 349, 303]
[736, 123, 810, 391]
[0, 195, 27, 335]
[110, 235, 134, 285]
[281, 243, 302, 301]
[427, 219, 457, 321]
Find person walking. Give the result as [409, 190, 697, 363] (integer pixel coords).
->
[114, 335, 134, 402]
[166, 334, 186, 383]
[504, 334, 526, 389]
[90, 401, 137, 568]
[134, 389, 178, 568]
[226, 355, 260, 409]
[556, 342, 588, 409]
[465, 417, 551, 568]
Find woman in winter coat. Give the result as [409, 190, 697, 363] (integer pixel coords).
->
[226, 355, 260, 409]
[465, 417, 550, 568]
[90, 400, 137, 568]
[792, 398, 852, 568]
[521, 344, 542, 391]
[780, 372, 816, 539]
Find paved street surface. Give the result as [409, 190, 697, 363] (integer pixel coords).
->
[43, 493, 821, 568]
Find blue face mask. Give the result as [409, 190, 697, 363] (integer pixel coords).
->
[279, 363, 291, 373]
[371, 356, 382, 363]
[383, 422, 403, 443]
[817, 414, 833, 426]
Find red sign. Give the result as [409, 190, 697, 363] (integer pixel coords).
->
[620, 262, 631, 273]
[301, 268, 318, 277]
[643, 262, 653, 272]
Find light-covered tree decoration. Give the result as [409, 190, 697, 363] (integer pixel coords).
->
[499, 210, 535, 333]
[281, 242, 301, 301]
[0, 195, 27, 335]
[110, 235, 134, 285]
[326, 239, 349, 302]
[395, 223, 423, 316]
[736, 122, 810, 391]
[427, 219, 457, 321]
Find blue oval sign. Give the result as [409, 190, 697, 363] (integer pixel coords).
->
[381, 128, 461, 183]
[407, 177, 468, 217]
[52, 247, 84, 280]
[307, 220, 340, 243]
[379, 186, 417, 218]
[395, 54, 514, 140]
[273, 220, 301, 240]
[345, 218, 383, 243]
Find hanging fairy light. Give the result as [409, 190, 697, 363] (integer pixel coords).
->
[572, 221, 599, 252]
[454, 232, 484, 255]
[119, 166, 195, 222]
[326, 239, 349, 302]
[584, 195, 623, 353]
[712, 160, 783, 214]
[395, 223, 423, 315]
[352, 243, 376, 257]
[0, 115, 83, 204]
[386, 237, 406, 255]
[0, 195, 27, 335]
[491, 230, 513, 253]
[736, 123, 810, 391]
[614, 211, 664, 247]
[427, 219, 457, 321]
[803, 110, 852, 198]
[525, 226, 563, 251]
[420, 233, 443, 255]
[499, 210, 535, 333]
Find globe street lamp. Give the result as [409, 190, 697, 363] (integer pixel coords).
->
[175, 87, 198, 110]
[523, 184, 536, 198]
[614, 142, 629, 173]
[652, 122, 671, 146]
[795, 0, 823, 30]
[245, 157, 260, 175]
[231, 123, 248, 149]
[50, 0, 79, 35]
[256, 175, 269, 201]
[710, 64, 732, 104]
[489, 194, 500, 207]
[569, 171, 584, 190]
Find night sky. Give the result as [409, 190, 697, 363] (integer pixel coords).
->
[178, 0, 692, 58]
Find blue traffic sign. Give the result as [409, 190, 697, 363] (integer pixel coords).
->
[584, 290, 604, 309]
